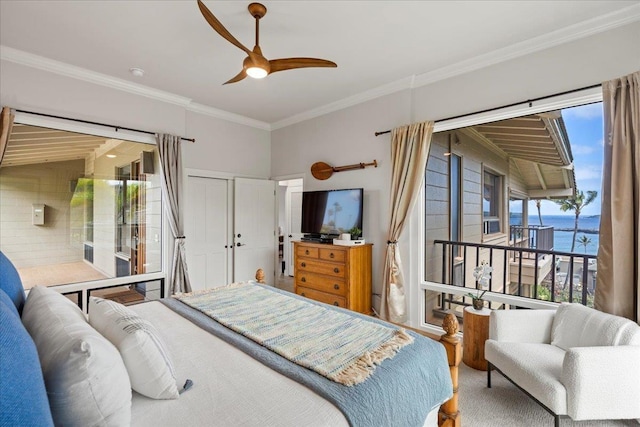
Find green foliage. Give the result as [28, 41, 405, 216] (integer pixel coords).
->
[577, 235, 592, 253]
[348, 226, 362, 239]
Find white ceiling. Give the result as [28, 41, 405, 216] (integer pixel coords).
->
[1, 1, 638, 127]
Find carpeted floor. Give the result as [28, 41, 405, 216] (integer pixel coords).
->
[458, 362, 638, 426]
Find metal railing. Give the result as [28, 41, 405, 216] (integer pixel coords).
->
[509, 225, 554, 255]
[433, 239, 597, 313]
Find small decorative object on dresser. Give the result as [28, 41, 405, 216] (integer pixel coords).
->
[294, 241, 372, 314]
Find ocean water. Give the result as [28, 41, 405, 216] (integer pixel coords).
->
[520, 215, 600, 255]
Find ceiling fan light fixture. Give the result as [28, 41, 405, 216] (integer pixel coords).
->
[246, 66, 268, 79]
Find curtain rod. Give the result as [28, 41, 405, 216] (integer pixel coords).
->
[13, 109, 196, 143]
[374, 83, 602, 136]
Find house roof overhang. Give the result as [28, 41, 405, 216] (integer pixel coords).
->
[463, 112, 577, 200]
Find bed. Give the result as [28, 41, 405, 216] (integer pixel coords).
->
[0, 251, 461, 427]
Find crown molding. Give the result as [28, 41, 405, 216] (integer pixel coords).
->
[273, 3, 640, 130]
[0, 46, 192, 106]
[271, 76, 414, 130]
[0, 45, 270, 131]
[186, 102, 270, 131]
[412, 3, 640, 89]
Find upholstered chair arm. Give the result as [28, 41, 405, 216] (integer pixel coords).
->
[489, 309, 555, 343]
[562, 346, 640, 421]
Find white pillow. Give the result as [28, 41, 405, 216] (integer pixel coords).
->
[89, 297, 179, 399]
[21, 286, 131, 426]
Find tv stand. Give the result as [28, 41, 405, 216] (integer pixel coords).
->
[294, 241, 372, 314]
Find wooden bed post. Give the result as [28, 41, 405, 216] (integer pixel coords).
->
[438, 313, 461, 427]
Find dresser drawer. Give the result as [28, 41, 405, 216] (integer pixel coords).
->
[296, 287, 346, 308]
[319, 248, 346, 263]
[296, 259, 346, 278]
[295, 272, 347, 297]
[296, 245, 319, 259]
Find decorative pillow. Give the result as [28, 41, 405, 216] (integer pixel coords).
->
[0, 288, 19, 318]
[0, 250, 26, 314]
[22, 286, 132, 426]
[0, 298, 54, 427]
[89, 296, 179, 399]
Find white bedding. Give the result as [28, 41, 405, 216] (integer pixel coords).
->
[129, 301, 438, 427]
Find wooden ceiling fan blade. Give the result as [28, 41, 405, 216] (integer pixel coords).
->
[197, 0, 251, 55]
[268, 58, 337, 74]
[223, 69, 247, 85]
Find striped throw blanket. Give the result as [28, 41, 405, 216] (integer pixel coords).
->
[174, 282, 413, 386]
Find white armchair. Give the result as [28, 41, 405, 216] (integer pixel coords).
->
[485, 303, 640, 426]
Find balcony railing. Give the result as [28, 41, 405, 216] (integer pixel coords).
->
[433, 239, 597, 313]
[510, 225, 554, 254]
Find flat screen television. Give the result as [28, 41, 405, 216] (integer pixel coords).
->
[301, 188, 363, 238]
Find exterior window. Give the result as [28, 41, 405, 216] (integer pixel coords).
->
[450, 154, 462, 243]
[483, 170, 502, 234]
[509, 197, 524, 226]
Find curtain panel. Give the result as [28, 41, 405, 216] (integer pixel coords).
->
[0, 107, 15, 164]
[380, 121, 434, 323]
[595, 71, 639, 322]
[156, 133, 192, 294]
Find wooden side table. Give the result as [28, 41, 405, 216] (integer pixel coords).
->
[462, 306, 491, 371]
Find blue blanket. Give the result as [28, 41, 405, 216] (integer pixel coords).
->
[162, 285, 452, 427]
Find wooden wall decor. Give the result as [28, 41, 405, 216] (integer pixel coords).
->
[311, 160, 377, 180]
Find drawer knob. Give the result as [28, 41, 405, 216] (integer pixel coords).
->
[333, 302, 339, 306]
[301, 262, 306, 267]
[334, 284, 340, 290]
[305, 249, 310, 255]
[329, 252, 335, 258]
[334, 268, 339, 273]
[301, 277, 306, 283]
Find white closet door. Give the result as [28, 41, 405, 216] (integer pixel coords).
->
[185, 176, 230, 290]
[234, 177, 276, 283]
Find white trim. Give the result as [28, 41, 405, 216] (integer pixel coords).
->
[412, 4, 640, 89]
[2, 1, 632, 131]
[13, 111, 156, 145]
[186, 102, 270, 131]
[433, 86, 602, 132]
[271, 5, 633, 130]
[420, 282, 560, 311]
[271, 76, 414, 130]
[1, 46, 271, 131]
[1, 46, 191, 107]
[184, 167, 266, 181]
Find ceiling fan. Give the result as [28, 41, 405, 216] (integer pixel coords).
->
[197, 0, 337, 84]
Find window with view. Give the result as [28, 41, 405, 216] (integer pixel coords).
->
[0, 124, 163, 303]
[422, 99, 604, 330]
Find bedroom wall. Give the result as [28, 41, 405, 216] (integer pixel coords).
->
[0, 61, 271, 178]
[270, 21, 640, 324]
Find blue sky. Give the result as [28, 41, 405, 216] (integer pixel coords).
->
[528, 102, 603, 217]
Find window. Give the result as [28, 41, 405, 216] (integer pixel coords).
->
[0, 124, 162, 291]
[450, 154, 462, 243]
[483, 170, 502, 234]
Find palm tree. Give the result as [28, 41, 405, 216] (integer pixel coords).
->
[535, 200, 544, 226]
[577, 235, 592, 254]
[554, 190, 598, 252]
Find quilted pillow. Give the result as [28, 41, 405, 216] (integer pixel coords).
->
[89, 297, 179, 399]
[0, 297, 53, 427]
[22, 286, 132, 426]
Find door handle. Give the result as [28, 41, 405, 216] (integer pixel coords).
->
[236, 243, 245, 247]
[289, 234, 292, 238]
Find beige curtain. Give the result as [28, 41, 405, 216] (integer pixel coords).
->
[0, 107, 15, 164]
[156, 133, 192, 295]
[380, 121, 434, 323]
[595, 71, 639, 322]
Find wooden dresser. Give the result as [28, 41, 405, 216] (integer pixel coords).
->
[293, 241, 372, 314]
